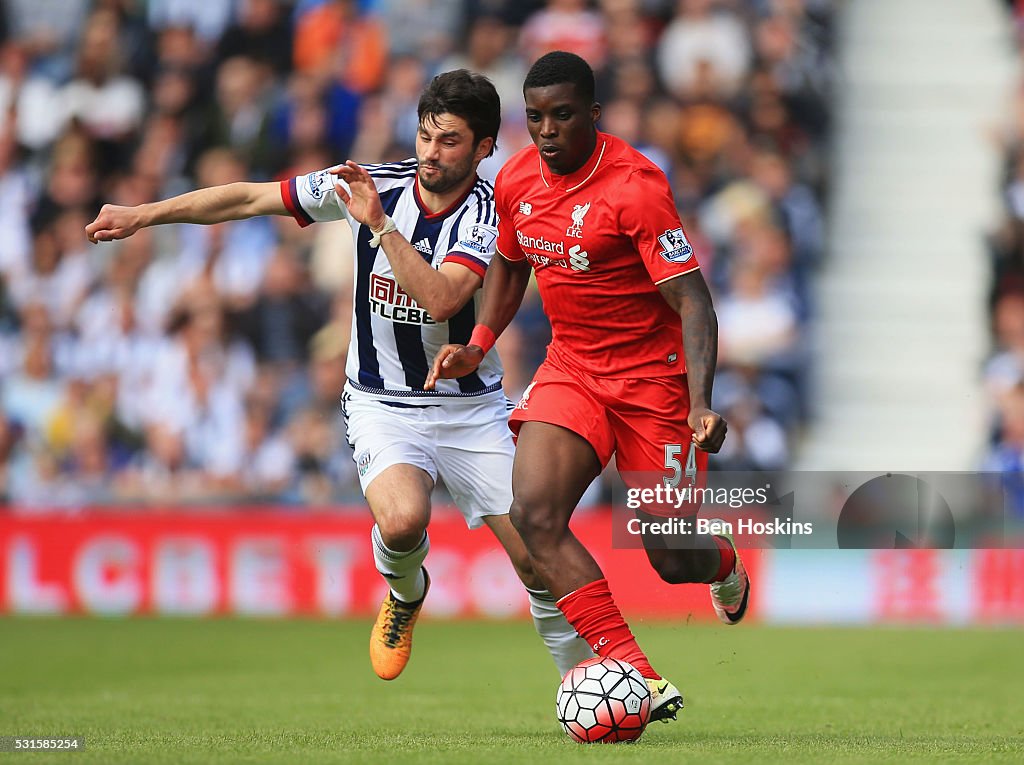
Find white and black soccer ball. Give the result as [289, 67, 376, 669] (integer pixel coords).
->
[555, 656, 652, 743]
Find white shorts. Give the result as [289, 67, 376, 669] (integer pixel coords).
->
[341, 386, 515, 529]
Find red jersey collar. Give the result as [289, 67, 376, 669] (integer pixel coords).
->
[413, 174, 477, 220]
[538, 132, 608, 193]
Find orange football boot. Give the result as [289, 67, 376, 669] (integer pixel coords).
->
[369, 569, 430, 680]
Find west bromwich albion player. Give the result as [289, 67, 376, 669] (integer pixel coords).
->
[86, 69, 592, 682]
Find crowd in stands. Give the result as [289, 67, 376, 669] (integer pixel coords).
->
[985, 2, 1024, 505]
[0, 0, 833, 509]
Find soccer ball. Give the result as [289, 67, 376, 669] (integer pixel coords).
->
[555, 657, 652, 743]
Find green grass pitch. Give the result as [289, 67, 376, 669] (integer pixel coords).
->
[1, 618, 1022, 764]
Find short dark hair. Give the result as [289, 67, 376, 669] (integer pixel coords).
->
[418, 70, 500, 157]
[523, 51, 595, 105]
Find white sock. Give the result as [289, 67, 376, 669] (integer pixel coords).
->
[371, 524, 429, 604]
[527, 587, 596, 677]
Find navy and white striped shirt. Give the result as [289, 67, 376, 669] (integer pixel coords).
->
[281, 159, 504, 402]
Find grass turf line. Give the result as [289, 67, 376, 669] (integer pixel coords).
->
[1, 618, 1022, 764]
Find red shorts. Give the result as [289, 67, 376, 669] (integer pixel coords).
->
[508, 352, 709, 481]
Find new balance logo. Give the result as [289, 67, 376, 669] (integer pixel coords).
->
[413, 238, 433, 255]
[519, 201, 532, 215]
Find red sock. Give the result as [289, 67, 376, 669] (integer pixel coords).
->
[711, 536, 736, 582]
[556, 578, 660, 680]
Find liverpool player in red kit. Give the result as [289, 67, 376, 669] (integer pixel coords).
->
[427, 52, 749, 722]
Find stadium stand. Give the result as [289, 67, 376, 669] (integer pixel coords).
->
[0, 0, 835, 508]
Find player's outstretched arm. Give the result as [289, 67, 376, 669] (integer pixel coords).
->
[332, 161, 479, 322]
[85, 182, 287, 243]
[659, 270, 728, 453]
[425, 254, 531, 389]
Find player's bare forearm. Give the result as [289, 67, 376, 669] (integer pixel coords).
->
[659, 270, 717, 407]
[378, 232, 480, 322]
[477, 254, 532, 335]
[424, 255, 530, 389]
[144, 183, 285, 225]
[659, 270, 727, 451]
[86, 182, 285, 242]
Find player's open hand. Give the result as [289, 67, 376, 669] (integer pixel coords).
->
[85, 204, 143, 244]
[688, 406, 727, 453]
[425, 344, 485, 389]
[331, 161, 387, 230]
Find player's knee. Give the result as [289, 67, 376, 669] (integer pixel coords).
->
[509, 552, 544, 590]
[509, 497, 566, 549]
[374, 510, 428, 551]
[648, 550, 708, 585]
[651, 558, 695, 584]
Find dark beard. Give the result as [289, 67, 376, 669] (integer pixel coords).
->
[418, 157, 474, 194]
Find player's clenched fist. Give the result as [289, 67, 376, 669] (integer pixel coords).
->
[425, 344, 485, 390]
[85, 204, 143, 244]
[688, 406, 728, 454]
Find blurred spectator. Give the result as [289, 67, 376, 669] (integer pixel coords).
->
[148, 0, 234, 46]
[714, 388, 789, 471]
[216, 0, 294, 77]
[440, 15, 527, 128]
[382, 0, 462, 63]
[154, 24, 207, 74]
[594, 1, 656, 104]
[520, 0, 607, 69]
[0, 127, 37, 288]
[464, 0, 544, 28]
[113, 422, 206, 503]
[984, 377, 1024, 517]
[3, 0, 90, 81]
[63, 410, 116, 504]
[752, 5, 831, 139]
[2, 330, 64, 437]
[747, 144, 824, 272]
[293, 0, 387, 95]
[33, 128, 102, 225]
[717, 260, 798, 368]
[236, 396, 296, 499]
[61, 8, 146, 159]
[233, 246, 329, 367]
[269, 73, 361, 173]
[986, 292, 1024, 401]
[131, 290, 253, 499]
[175, 148, 277, 305]
[676, 74, 746, 183]
[983, 384, 1024, 509]
[232, 244, 330, 418]
[657, 0, 751, 100]
[600, 98, 671, 172]
[287, 405, 354, 504]
[8, 216, 94, 330]
[200, 56, 275, 175]
[0, 413, 15, 500]
[377, 56, 428, 153]
[307, 319, 349, 411]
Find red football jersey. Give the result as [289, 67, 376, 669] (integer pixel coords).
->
[495, 132, 700, 378]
